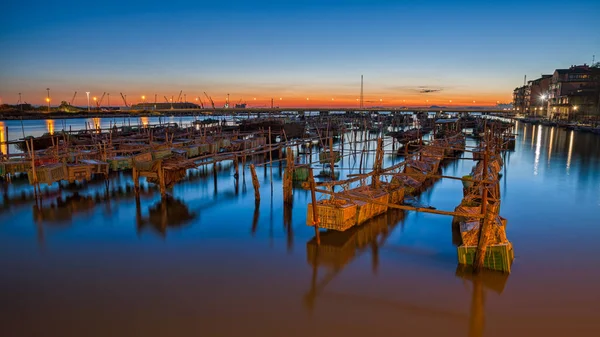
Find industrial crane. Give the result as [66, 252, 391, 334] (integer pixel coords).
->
[203, 92, 215, 109]
[120, 93, 129, 107]
[164, 96, 173, 109]
[176, 90, 183, 103]
[96, 92, 106, 109]
[70, 91, 77, 106]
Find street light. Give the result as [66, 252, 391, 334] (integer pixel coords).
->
[142, 95, 146, 103]
[46, 88, 50, 112]
[86, 92, 90, 111]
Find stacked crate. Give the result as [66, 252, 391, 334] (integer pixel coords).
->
[66, 163, 93, 183]
[306, 199, 357, 232]
[29, 163, 66, 185]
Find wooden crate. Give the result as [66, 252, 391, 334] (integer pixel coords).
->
[292, 167, 309, 181]
[108, 156, 133, 171]
[220, 138, 231, 148]
[171, 148, 188, 159]
[307, 200, 357, 231]
[29, 163, 66, 185]
[4, 161, 31, 175]
[198, 143, 210, 154]
[153, 149, 171, 160]
[185, 145, 199, 158]
[319, 151, 341, 164]
[380, 182, 405, 205]
[80, 159, 109, 177]
[457, 242, 514, 273]
[66, 164, 93, 183]
[346, 186, 389, 224]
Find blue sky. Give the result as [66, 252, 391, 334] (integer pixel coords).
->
[1, 0, 599, 106]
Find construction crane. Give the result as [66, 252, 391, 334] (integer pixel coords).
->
[96, 92, 106, 109]
[204, 92, 215, 109]
[70, 91, 77, 106]
[164, 96, 173, 109]
[197, 97, 205, 109]
[176, 90, 183, 104]
[120, 93, 128, 107]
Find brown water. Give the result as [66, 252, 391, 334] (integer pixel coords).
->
[1, 119, 599, 337]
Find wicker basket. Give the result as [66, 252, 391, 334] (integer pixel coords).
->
[29, 163, 66, 185]
[306, 199, 357, 231]
[66, 164, 93, 183]
[153, 149, 171, 160]
[108, 156, 133, 171]
[185, 146, 199, 158]
[346, 186, 389, 224]
[457, 242, 514, 273]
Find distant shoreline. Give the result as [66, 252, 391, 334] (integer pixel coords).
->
[0, 110, 202, 121]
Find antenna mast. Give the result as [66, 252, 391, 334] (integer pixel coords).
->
[360, 75, 364, 109]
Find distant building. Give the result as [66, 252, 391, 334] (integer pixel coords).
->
[526, 75, 552, 117]
[512, 86, 527, 114]
[547, 64, 599, 119]
[129, 102, 201, 110]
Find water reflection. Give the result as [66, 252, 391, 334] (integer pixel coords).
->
[455, 266, 509, 337]
[0, 121, 6, 156]
[136, 196, 196, 237]
[141, 116, 149, 127]
[566, 130, 574, 173]
[45, 119, 55, 135]
[92, 117, 101, 131]
[534, 125, 542, 175]
[304, 209, 405, 312]
[548, 127, 554, 164]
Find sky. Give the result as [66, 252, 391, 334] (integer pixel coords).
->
[1, 0, 599, 107]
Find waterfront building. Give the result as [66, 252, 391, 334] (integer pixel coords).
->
[547, 64, 599, 120]
[512, 86, 528, 114]
[526, 75, 552, 117]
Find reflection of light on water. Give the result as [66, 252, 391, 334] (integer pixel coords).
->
[92, 118, 101, 131]
[46, 119, 55, 135]
[0, 121, 6, 156]
[195, 123, 200, 131]
[547, 127, 554, 163]
[534, 125, 542, 175]
[566, 130, 574, 174]
[523, 125, 527, 141]
[141, 116, 149, 127]
[531, 125, 536, 148]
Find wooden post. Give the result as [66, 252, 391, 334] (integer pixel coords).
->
[474, 136, 491, 272]
[283, 148, 294, 205]
[234, 155, 239, 179]
[308, 167, 320, 245]
[133, 167, 140, 197]
[328, 137, 335, 180]
[372, 138, 383, 188]
[157, 161, 166, 199]
[250, 164, 260, 203]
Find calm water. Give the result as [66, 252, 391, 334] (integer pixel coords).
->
[1, 118, 599, 337]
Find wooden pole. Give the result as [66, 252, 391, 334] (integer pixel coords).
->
[329, 137, 335, 180]
[308, 167, 320, 245]
[283, 147, 294, 205]
[157, 161, 166, 199]
[133, 167, 140, 197]
[250, 164, 260, 203]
